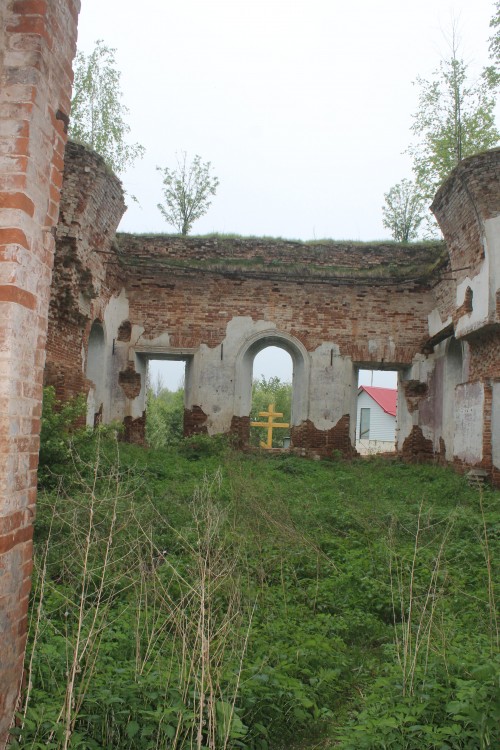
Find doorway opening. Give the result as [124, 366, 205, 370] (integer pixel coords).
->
[145, 358, 187, 448]
[356, 368, 398, 454]
[251, 346, 293, 448]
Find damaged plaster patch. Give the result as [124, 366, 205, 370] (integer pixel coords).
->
[493, 382, 500, 470]
[428, 308, 452, 338]
[454, 382, 484, 463]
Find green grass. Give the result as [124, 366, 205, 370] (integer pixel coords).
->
[14, 436, 500, 749]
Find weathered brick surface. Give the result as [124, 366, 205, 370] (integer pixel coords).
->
[401, 426, 435, 463]
[184, 406, 209, 436]
[123, 413, 146, 444]
[116, 235, 441, 364]
[44, 141, 125, 402]
[46, 144, 500, 488]
[0, 0, 79, 741]
[432, 148, 500, 286]
[291, 415, 356, 458]
[229, 415, 251, 448]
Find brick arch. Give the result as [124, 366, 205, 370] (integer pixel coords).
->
[234, 330, 310, 427]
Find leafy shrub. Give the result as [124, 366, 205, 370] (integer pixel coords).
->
[15, 445, 500, 749]
[146, 386, 184, 448]
[38, 387, 87, 488]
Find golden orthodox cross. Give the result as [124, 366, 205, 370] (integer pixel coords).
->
[251, 403, 290, 449]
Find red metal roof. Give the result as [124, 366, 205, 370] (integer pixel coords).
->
[358, 386, 397, 416]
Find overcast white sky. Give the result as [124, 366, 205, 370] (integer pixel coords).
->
[76, 1, 498, 389]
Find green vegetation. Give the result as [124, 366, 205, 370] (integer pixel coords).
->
[384, 16, 500, 240]
[70, 40, 144, 175]
[13, 390, 500, 749]
[250, 376, 292, 448]
[146, 385, 184, 449]
[116, 234, 448, 285]
[157, 153, 219, 236]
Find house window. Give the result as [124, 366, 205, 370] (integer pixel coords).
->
[360, 408, 370, 439]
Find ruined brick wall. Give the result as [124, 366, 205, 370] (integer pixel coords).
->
[291, 415, 356, 458]
[46, 146, 500, 482]
[431, 149, 500, 286]
[117, 235, 443, 365]
[0, 1, 80, 742]
[118, 233, 446, 274]
[45, 141, 125, 402]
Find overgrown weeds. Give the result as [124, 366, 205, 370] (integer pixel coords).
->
[12, 402, 500, 748]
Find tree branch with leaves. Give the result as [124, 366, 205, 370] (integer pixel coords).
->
[70, 40, 145, 175]
[382, 179, 426, 242]
[157, 152, 219, 235]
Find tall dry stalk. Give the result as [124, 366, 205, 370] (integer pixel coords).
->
[477, 487, 499, 652]
[389, 502, 453, 696]
[131, 470, 255, 750]
[23, 438, 141, 749]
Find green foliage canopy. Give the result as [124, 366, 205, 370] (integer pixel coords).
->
[19, 427, 500, 749]
[407, 35, 499, 204]
[146, 386, 184, 448]
[70, 40, 145, 174]
[157, 152, 219, 235]
[382, 179, 426, 242]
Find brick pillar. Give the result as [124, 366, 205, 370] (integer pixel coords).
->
[0, 1, 79, 743]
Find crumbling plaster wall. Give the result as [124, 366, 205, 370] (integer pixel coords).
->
[399, 149, 500, 476]
[111, 233, 444, 451]
[0, 1, 80, 742]
[46, 142, 500, 477]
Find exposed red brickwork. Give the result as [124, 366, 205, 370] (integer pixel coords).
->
[116, 236, 440, 365]
[434, 161, 499, 292]
[402, 380, 428, 413]
[45, 142, 125, 403]
[468, 330, 500, 381]
[0, 0, 80, 741]
[184, 406, 209, 436]
[401, 426, 435, 463]
[291, 415, 356, 458]
[123, 414, 146, 444]
[229, 415, 251, 448]
[431, 150, 500, 286]
[118, 364, 141, 399]
[117, 320, 132, 342]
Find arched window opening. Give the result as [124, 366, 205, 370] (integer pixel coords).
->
[251, 346, 293, 448]
[145, 358, 186, 449]
[235, 331, 309, 449]
[86, 321, 106, 427]
[356, 368, 398, 454]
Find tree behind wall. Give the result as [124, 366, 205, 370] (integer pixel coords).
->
[157, 152, 219, 235]
[70, 40, 144, 174]
[408, 31, 499, 205]
[383, 23, 500, 241]
[382, 179, 426, 242]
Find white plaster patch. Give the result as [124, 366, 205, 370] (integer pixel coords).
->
[454, 382, 484, 463]
[103, 288, 130, 344]
[309, 343, 354, 431]
[455, 260, 489, 338]
[493, 382, 500, 470]
[427, 308, 452, 338]
[135, 330, 171, 350]
[484, 215, 500, 308]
